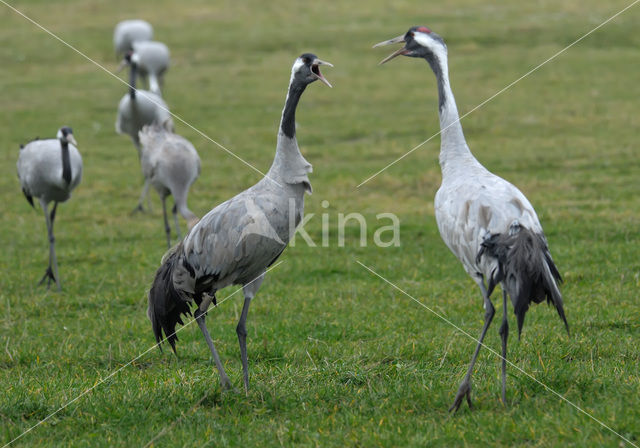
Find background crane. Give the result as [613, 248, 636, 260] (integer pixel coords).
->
[375, 26, 569, 412]
[116, 51, 173, 211]
[138, 121, 201, 248]
[16, 127, 83, 290]
[113, 19, 153, 58]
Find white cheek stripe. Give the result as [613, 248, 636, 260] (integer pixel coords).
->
[413, 31, 432, 47]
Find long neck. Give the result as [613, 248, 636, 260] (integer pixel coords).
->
[60, 140, 72, 185]
[129, 63, 137, 99]
[425, 51, 472, 169]
[279, 81, 306, 138]
[267, 79, 312, 188]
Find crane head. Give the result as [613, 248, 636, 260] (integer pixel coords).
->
[291, 53, 333, 88]
[57, 126, 77, 146]
[117, 50, 140, 72]
[373, 26, 446, 65]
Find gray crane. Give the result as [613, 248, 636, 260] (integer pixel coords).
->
[116, 51, 173, 211]
[113, 19, 153, 58]
[118, 41, 170, 97]
[375, 27, 569, 412]
[17, 127, 83, 290]
[116, 51, 173, 153]
[147, 53, 332, 392]
[138, 121, 201, 248]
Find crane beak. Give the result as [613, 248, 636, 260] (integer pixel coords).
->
[116, 59, 127, 73]
[373, 35, 409, 65]
[67, 134, 78, 146]
[312, 58, 333, 88]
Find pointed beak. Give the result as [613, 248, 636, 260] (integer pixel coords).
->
[116, 59, 127, 73]
[67, 134, 78, 146]
[311, 58, 333, 88]
[373, 35, 409, 65]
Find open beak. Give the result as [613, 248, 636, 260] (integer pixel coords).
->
[373, 35, 409, 65]
[67, 134, 78, 146]
[311, 58, 333, 88]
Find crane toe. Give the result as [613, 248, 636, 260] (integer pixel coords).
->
[449, 379, 472, 413]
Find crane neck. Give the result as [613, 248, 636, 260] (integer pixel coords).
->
[129, 63, 137, 100]
[279, 81, 307, 138]
[268, 79, 312, 193]
[60, 140, 72, 185]
[424, 51, 473, 172]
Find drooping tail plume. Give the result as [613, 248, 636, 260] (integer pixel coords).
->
[478, 225, 569, 337]
[147, 243, 193, 353]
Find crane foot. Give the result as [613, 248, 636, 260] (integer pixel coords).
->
[449, 379, 473, 413]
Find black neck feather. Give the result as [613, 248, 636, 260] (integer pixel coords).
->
[425, 54, 446, 112]
[129, 63, 137, 99]
[60, 141, 72, 185]
[280, 81, 307, 138]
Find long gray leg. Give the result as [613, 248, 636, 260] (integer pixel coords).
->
[38, 200, 61, 291]
[195, 294, 233, 391]
[172, 203, 181, 240]
[237, 274, 265, 393]
[499, 288, 509, 406]
[161, 197, 171, 249]
[133, 179, 151, 214]
[449, 281, 495, 413]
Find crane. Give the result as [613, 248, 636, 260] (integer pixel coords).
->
[138, 121, 201, 248]
[17, 127, 83, 290]
[117, 41, 170, 97]
[113, 19, 153, 58]
[375, 27, 569, 412]
[116, 51, 173, 211]
[147, 53, 332, 392]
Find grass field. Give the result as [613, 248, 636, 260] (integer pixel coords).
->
[1, 0, 639, 446]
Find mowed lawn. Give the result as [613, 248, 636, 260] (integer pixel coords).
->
[1, 0, 639, 446]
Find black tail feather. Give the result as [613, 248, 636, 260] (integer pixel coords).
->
[22, 188, 34, 209]
[479, 226, 569, 337]
[148, 245, 193, 353]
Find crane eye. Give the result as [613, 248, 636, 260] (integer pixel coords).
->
[410, 32, 415, 37]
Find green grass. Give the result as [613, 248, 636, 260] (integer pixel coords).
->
[1, 0, 639, 446]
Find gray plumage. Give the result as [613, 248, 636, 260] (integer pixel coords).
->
[376, 27, 568, 412]
[139, 121, 201, 248]
[116, 51, 173, 211]
[113, 19, 153, 57]
[17, 127, 82, 290]
[131, 41, 170, 96]
[147, 54, 332, 392]
[115, 50, 173, 153]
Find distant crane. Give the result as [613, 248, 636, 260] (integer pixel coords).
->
[138, 121, 201, 248]
[116, 51, 173, 211]
[375, 27, 569, 412]
[147, 53, 332, 392]
[118, 41, 170, 97]
[113, 19, 153, 58]
[17, 127, 83, 290]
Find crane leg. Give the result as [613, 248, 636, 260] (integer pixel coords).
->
[499, 288, 509, 406]
[132, 179, 151, 214]
[38, 200, 61, 291]
[172, 203, 181, 240]
[161, 197, 171, 249]
[237, 274, 265, 394]
[195, 295, 234, 391]
[449, 283, 494, 413]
